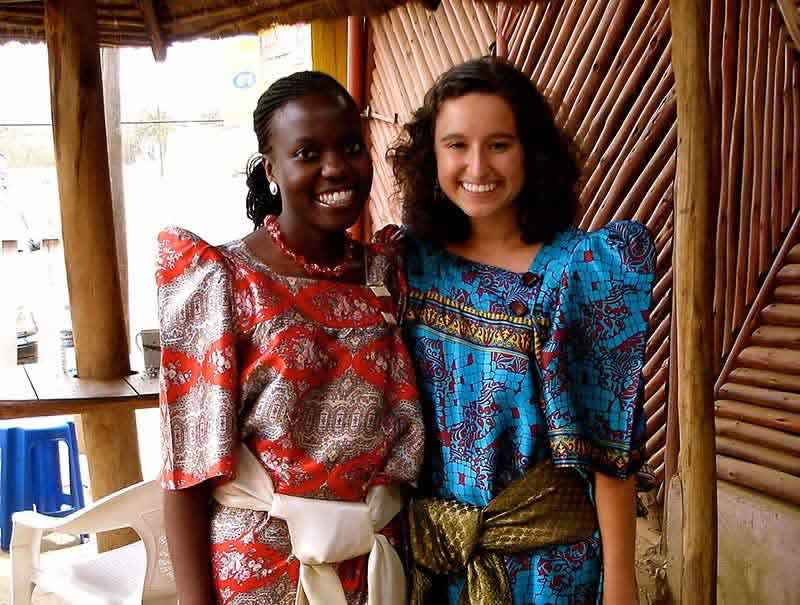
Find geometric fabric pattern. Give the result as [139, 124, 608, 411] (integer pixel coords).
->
[400, 220, 655, 604]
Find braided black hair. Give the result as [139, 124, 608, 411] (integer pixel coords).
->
[245, 71, 357, 229]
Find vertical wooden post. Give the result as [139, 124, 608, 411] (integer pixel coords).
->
[669, 1, 718, 603]
[347, 15, 371, 240]
[347, 16, 366, 109]
[45, 0, 142, 552]
[311, 18, 349, 86]
[101, 47, 129, 336]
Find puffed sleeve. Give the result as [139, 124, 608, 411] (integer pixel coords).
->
[538, 221, 655, 479]
[157, 227, 240, 489]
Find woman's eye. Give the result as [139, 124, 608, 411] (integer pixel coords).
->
[295, 148, 319, 160]
[447, 141, 466, 150]
[490, 141, 511, 151]
[345, 141, 364, 154]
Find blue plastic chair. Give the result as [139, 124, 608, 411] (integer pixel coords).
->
[0, 420, 85, 550]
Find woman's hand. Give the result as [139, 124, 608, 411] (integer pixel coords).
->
[595, 472, 639, 605]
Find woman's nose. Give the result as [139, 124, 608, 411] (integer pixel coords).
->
[321, 151, 347, 180]
[465, 146, 488, 177]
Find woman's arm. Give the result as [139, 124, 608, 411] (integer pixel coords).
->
[595, 472, 638, 605]
[163, 482, 216, 605]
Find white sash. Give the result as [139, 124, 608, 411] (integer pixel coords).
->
[213, 444, 406, 605]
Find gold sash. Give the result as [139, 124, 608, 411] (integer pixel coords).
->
[408, 460, 598, 605]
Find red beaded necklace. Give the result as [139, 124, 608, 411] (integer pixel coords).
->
[264, 215, 357, 278]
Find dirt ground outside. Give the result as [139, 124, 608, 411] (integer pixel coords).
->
[636, 498, 670, 605]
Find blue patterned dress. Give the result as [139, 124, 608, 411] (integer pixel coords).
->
[401, 221, 655, 605]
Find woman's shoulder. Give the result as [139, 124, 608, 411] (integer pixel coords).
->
[575, 220, 655, 277]
[157, 225, 224, 254]
[370, 225, 451, 294]
[156, 226, 233, 287]
[370, 223, 407, 249]
[369, 224, 434, 265]
[371, 224, 438, 249]
[540, 220, 655, 278]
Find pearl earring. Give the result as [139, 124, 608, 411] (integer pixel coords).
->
[269, 181, 279, 196]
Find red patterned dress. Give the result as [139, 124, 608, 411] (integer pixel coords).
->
[156, 227, 424, 605]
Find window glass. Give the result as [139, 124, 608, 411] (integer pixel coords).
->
[120, 28, 311, 358]
[0, 43, 67, 369]
[0, 27, 311, 373]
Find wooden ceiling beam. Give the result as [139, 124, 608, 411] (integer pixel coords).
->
[137, 0, 167, 61]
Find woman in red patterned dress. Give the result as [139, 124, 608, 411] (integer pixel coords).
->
[158, 72, 424, 605]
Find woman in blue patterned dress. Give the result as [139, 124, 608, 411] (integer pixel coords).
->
[385, 59, 655, 605]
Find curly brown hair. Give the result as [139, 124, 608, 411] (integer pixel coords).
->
[387, 58, 582, 244]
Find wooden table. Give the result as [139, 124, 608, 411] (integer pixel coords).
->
[0, 365, 158, 419]
[0, 365, 159, 550]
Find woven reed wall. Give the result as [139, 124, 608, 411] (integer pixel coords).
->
[365, 0, 800, 501]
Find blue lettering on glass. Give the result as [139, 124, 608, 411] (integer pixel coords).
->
[233, 71, 257, 89]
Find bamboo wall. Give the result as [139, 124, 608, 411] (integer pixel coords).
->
[364, 0, 800, 503]
[715, 216, 800, 506]
[366, 0, 496, 228]
[714, 0, 800, 365]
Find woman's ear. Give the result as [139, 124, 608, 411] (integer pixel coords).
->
[264, 155, 276, 183]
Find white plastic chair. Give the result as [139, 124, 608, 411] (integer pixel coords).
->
[10, 479, 177, 605]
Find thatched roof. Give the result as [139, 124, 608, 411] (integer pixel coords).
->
[0, 0, 441, 59]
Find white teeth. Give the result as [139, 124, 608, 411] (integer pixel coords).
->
[461, 182, 498, 193]
[317, 189, 355, 206]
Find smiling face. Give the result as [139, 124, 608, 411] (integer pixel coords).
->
[265, 93, 372, 240]
[434, 92, 525, 231]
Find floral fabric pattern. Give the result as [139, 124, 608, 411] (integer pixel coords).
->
[401, 220, 655, 605]
[157, 227, 424, 605]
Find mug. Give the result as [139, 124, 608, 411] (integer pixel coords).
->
[136, 329, 161, 378]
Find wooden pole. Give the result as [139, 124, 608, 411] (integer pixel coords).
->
[101, 47, 129, 336]
[44, 0, 141, 552]
[311, 18, 348, 86]
[347, 16, 370, 240]
[347, 16, 366, 108]
[669, 1, 717, 603]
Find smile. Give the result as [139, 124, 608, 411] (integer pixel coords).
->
[316, 189, 356, 208]
[461, 182, 498, 193]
